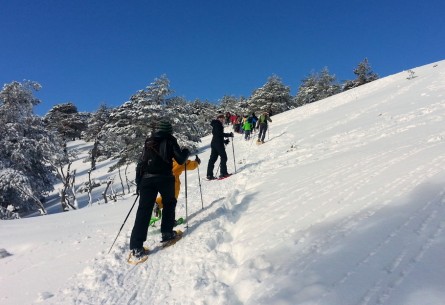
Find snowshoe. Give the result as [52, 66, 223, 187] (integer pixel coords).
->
[149, 215, 161, 227]
[161, 230, 183, 248]
[127, 246, 150, 265]
[218, 173, 232, 180]
[174, 217, 185, 226]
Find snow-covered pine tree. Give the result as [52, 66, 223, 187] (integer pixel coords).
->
[0, 81, 62, 217]
[218, 95, 245, 117]
[247, 75, 294, 116]
[294, 68, 340, 107]
[294, 72, 318, 107]
[99, 75, 202, 172]
[82, 103, 112, 142]
[43, 102, 90, 141]
[315, 67, 341, 100]
[354, 58, 379, 85]
[189, 98, 218, 135]
[342, 58, 379, 91]
[166, 96, 202, 150]
[98, 76, 170, 171]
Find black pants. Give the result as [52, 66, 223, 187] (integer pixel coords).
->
[258, 124, 268, 142]
[130, 176, 176, 250]
[207, 142, 228, 177]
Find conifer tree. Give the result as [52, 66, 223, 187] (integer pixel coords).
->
[219, 95, 245, 116]
[0, 81, 62, 216]
[44, 102, 90, 141]
[98, 75, 202, 171]
[82, 103, 112, 142]
[247, 75, 293, 115]
[316, 67, 341, 100]
[189, 98, 218, 135]
[295, 67, 340, 106]
[354, 58, 379, 85]
[343, 58, 379, 91]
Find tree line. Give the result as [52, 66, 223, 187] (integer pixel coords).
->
[0, 59, 378, 219]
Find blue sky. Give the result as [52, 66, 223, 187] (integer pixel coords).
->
[1, 0, 444, 115]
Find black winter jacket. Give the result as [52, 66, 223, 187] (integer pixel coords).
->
[210, 119, 232, 145]
[136, 131, 189, 185]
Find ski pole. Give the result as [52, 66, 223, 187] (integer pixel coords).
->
[108, 194, 139, 254]
[231, 139, 237, 173]
[184, 163, 189, 229]
[196, 155, 204, 209]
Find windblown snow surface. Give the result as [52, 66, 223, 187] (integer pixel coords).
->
[1, 60, 445, 305]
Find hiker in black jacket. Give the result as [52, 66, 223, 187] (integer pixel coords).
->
[206, 114, 234, 179]
[130, 121, 189, 259]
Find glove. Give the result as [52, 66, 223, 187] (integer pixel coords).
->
[229, 132, 234, 137]
[195, 155, 201, 165]
[224, 139, 230, 145]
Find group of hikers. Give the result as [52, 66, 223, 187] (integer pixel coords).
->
[127, 111, 272, 263]
[224, 111, 272, 143]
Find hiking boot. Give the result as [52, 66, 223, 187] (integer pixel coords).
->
[161, 231, 181, 242]
[128, 247, 150, 265]
[131, 247, 148, 259]
[207, 175, 217, 180]
[219, 173, 232, 179]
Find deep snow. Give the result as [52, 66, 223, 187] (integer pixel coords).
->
[1, 60, 445, 305]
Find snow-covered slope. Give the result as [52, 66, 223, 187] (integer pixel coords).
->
[1, 60, 445, 305]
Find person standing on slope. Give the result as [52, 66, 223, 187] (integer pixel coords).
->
[243, 115, 253, 141]
[256, 111, 272, 144]
[251, 112, 258, 134]
[206, 114, 234, 180]
[131, 121, 190, 261]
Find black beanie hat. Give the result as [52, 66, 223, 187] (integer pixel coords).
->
[158, 121, 173, 134]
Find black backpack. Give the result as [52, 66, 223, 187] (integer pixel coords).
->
[139, 136, 173, 174]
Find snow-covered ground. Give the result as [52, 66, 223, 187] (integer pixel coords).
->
[1, 60, 445, 305]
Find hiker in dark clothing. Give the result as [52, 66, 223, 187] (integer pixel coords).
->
[206, 114, 234, 179]
[251, 112, 258, 134]
[130, 121, 190, 258]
